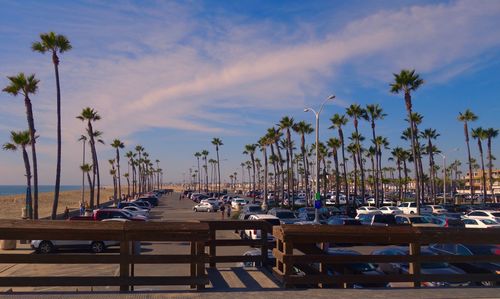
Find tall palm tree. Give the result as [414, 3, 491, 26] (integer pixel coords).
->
[421, 129, 440, 204]
[201, 150, 209, 192]
[3, 131, 33, 218]
[78, 135, 88, 204]
[278, 116, 295, 205]
[367, 146, 377, 198]
[374, 136, 389, 203]
[243, 144, 257, 196]
[390, 147, 405, 202]
[347, 143, 358, 197]
[327, 137, 341, 205]
[409, 112, 425, 202]
[472, 127, 488, 201]
[346, 104, 367, 200]
[124, 173, 130, 197]
[258, 135, 271, 209]
[366, 104, 386, 204]
[135, 145, 144, 193]
[77, 107, 101, 208]
[80, 163, 93, 204]
[125, 151, 136, 196]
[32, 32, 72, 220]
[194, 152, 202, 192]
[390, 69, 424, 214]
[458, 109, 478, 199]
[329, 114, 349, 199]
[211, 138, 223, 194]
[111, 139, 125, 199]
[267, 127, 284, 202]
[293, 121, 314, 204]
[109, 159, 117, 201]
[3, 73, 40, 219]
[484, 128, 498, 195]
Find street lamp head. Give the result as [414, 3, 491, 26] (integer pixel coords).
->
[327, 95, 336, 100]
[304, 108, 310, 112]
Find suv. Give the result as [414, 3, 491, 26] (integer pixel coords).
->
[398, 202, 432, 214]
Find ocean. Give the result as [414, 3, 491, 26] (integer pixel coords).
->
[0, 185, 81, 196]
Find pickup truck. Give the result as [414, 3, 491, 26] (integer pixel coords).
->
[69, 209, 147, 221]
[397, 202, 432, 214]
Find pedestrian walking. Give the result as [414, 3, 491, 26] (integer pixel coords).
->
[220, 204, 225, 219]
[226, 204, 231, 218]
[179, 193, 182, 201]
[63, 206, 69, 219]
[79, 202, 85, 215]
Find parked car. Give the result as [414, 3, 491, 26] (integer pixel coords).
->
[322, 249, 389, 288]
[296, 209, 329, 223]
[357, 214, 399, 226]
[462, 218, 500, 228]
[327, 215, 361, 226]
[372, 247, 470, 287]
[397, 202, 432, 214]
[193, 202, 217, 212]
[241, 204, 265, 215]
[429, 243, 500, 286]
[243, 214, 281, 240]
[378, 206, 403, 215]
[136, 196, 158, 207]
[231, 198, 248, 209]
[326, 194, 346, 205]
[237, 248, 275, 268]
[428, 205, 448, 214]
[31, 239, 119, 254]
[465, 210, 500, 222]
[122, 206, 149, 218]
[424, 215, 465, 228]
[356, 206, 381, 215]
[267, 208, 299, 224]
[200, 198, 220, 209]
[394, 215, 439, 227]
[294, 198, 307, 207]
[70, 209, 147, 221]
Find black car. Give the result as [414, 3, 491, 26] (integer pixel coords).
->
[136, 196, 158, 207]
[429, 243, 500, 286]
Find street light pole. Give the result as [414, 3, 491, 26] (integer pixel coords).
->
[304, 95, 335, 223]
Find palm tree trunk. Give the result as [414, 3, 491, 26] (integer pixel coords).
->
[334, 152, 340, 205]
[378, 149, 385, 202]
[216, 149, 221, 195]
[478, 140, 487, 201]
[81, 141, 86, 204]
[354, 124, 366, 200]
[116, 149, 121, 199]
[24, 98, 38, 219]
[352, 152, 358, 197]
[371, 122, 379, 206]
[52, 56, 62, 220]
[464, 123, 474, 201]
[204, 158, 209, 192]
[263, 146, 268, 208]
[397, 159, 402, 202]
[87, 172, 94, 206]
[339, 129, 348, 199]
[405, 92, 421, 213]
[403, 159, 409, 197]
[487, 137, 493, 194]
[22, 146, 33, 219]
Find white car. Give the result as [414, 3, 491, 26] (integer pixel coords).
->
[397, 202, 432, 214]
[122, 206, 149, 217]
[31, 239, 119, 254]
[200, 198, 220, 208]
[462, 218, 500, 228]
[356, 206, 381, 215]
[465, 210, 500, 223]
[326, 194, 346, 205]
[243, 214, 281, 241]
[428, 205, 448, 214]
[231, 198, 248, 209]
[378, 206, 403, 215]
[366, 198, 376, 205]
[193, 202, 217, 212]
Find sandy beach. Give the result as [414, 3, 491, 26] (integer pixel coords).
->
[0, 188, 114, 219]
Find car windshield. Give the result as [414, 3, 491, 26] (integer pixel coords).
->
[491, 212, 500, 217]
[121, 210, 133, 217]
[410, 217, 430, 224]
[481, 219, 497, 225]
[247, 206, 262, 212]
[276, 211, 296, 219]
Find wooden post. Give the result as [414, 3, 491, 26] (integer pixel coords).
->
[319, 242, 329, 288]
[190, 241, 196, 289]
[209, 227, 216, 268]
[119, 240, 130, 292]
[409, 242, 421, 288]
[196, 240, 206, 290]
[261, 224, 268, 268]
[283, 241, 294, 288]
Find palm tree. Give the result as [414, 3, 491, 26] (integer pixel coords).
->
[278, 116, 295, 205]
[484, 128, 498, 195]
[125, 151, 136, 196]
[243, 144, 257, 195]
[327, 138, 341, 205]
[367, 146, 377, 198]
[201, 150, 209, 191]
[211, 138, 223, 194]
[458, 109, 478, 199]
[78, 135, 88, 204]
[77, 107, 101, 208]
[80, 163, 93, 204]
[3, 73, 40, 219]
[390, 69, 424, 214]
[194, 152, 202, 192]
[3, 131, 33, 218]
[390, 147, 405, 202]
[421, 129, 440, 204]
[258, 135, 271, 209]
[267, 127, 284, 203]
[135, 145, 144, 193]
[109, 159, 117, 201]
[346, 104, 367, 200]
[374, 136, 389, 203]
[329, 114, 349, 199]
[293, 121, 314, 204]
[32, 32, 72, 220]
[124, 173, 130, 197]
[111, 139, 125, 199]
[472, 127, 488, 201]
[366, 104, 386, 204]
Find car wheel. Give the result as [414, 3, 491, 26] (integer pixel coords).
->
[480, 280, 495, 287]
[410, 211, 415, 214]
[38, 241, 54, 254]
[90, 241, 106, 253]
[194, 208, 198, 212]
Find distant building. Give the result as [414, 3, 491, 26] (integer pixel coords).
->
[464, 169, 500, 194]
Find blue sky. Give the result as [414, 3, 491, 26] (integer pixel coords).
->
[0, 0, 499, 185]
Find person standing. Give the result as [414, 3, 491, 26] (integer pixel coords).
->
[220, 204, 225, 219]
[227, 204, 231, 218]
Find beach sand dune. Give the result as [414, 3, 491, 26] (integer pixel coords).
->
[0, 188, 114, 219]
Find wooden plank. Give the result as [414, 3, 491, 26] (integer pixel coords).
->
[0, 254, 121, 264]
[130, 254, 207, 264]
[209, 229, 216, 267]
[196, 241, 206, 290]
[209, 255, 262, 263]
[202, 220, 271, 231]
[212, 239, 264, 246]
[409, 243, 421, 288]
[119, 240, 130, 292]
[261, 227, 269, 268]
[190, 241, 196, 289]
[0, 276, 209, 287]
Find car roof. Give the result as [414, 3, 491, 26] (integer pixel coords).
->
[250, 214, 279, 220]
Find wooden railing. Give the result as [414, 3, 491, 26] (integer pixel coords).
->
[0, 220, 209, 291]
[273, 225, 500, 288]
[202, 220, 272, 268]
